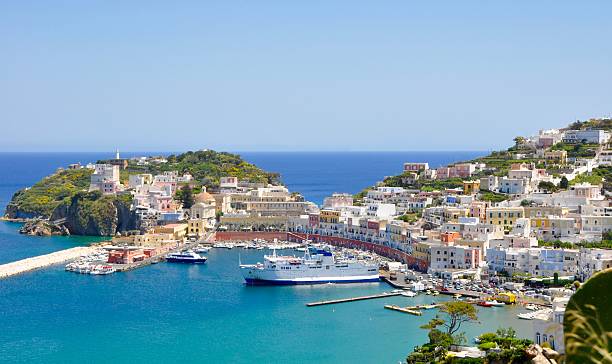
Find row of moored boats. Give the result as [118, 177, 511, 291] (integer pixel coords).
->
[65, 250, 116, 275]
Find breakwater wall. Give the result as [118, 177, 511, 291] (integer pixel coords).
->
[0, 246, 95, 279]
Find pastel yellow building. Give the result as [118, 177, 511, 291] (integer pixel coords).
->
[153, 223, 188, 241]
[544, 150, 567, 165]
[320, 209, 341, 224]
[524, 206, 569, 219]
[188, 219, 206, 237]
[463, 180, 481, 195]
[413, 241, 432, 264]
[443, 207, 470, 223]
[486, 207, 524, 231]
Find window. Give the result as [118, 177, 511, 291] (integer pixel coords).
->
[550, 336, 555, 350]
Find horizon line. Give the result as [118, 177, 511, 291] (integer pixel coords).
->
[0, 149, 492, 154]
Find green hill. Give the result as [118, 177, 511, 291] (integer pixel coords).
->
[5, 150, 279, 236]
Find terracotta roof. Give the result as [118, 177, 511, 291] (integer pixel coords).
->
[195, 191, 215, 203]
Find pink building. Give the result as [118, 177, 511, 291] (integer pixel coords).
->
[308, 213, 320, 227]
[469, 201, 487, 221]
[403, 162, 429, 172]
[101, 180, 121, 195]
[107, 247, 146, 264]
[436, 163, 476, 179]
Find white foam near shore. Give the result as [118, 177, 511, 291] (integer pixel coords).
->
[0, 246, 96, 279]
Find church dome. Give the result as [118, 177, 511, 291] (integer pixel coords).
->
[194, 191, 215, 204]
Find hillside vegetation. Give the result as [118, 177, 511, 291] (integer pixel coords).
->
[103, 150, 280, 188]
[5, 150, 277, 236]
[5, 168, 93, 218]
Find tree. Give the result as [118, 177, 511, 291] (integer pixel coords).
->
[408, 302, 480, 363]
[513, 136, 526, 148]
[423, 301, 479, 337]
[559, 176, 569, 189]
[178, 184, 195, 209]
[538, 181, 559, 193]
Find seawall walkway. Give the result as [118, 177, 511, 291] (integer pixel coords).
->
[0, 246, 95, 279]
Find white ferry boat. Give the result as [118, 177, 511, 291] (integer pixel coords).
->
[239, 247, 380, 285]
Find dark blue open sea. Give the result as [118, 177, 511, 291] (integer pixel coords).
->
[0, 151, 533, 364]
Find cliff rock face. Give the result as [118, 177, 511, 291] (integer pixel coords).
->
[5, 203, 38, 220]
[19, 219, 70, 236]
[50, 192, 137, 236]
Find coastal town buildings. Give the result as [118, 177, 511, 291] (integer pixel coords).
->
[532, 297, 569, 354]
[89, 164, 121, 193]
[562, 129, 610, 144]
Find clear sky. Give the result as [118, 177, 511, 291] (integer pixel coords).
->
[1, 1, 611, 152]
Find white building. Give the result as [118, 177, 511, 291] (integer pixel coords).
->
[498, 177, 531, 195]
[89, 164, 121, 194]
[532, 297, 569, 354]
[562, 129, 610, 144]
[577, 248, 612, 281]
[323, 193, 354, 209]
[429, 244, 482, 272]
[598, 150, 612, 166]
[366, 203, 396, 219]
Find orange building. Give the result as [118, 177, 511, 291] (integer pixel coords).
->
[441, 231, 460, 244]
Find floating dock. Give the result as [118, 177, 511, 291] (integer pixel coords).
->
[0, 246, 96, 279]
[306, 292, 402, 307]
[384, 305, 422, 315]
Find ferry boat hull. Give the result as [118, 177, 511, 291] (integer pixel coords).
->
[240, 247, 380, 285]
[166, 257, 208, 264]
[244, 275, 380, 285]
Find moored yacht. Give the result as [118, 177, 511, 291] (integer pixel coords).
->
[166, 250, 207, 264]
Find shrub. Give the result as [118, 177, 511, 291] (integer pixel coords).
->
[477, 342, 496, 350]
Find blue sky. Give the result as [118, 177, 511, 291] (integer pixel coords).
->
[1, 1, 611, 152]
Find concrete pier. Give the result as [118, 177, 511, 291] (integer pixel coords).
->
[306, 292, 402, 307]
[384, 305, 423, 315]
[0, 246, 96, 279]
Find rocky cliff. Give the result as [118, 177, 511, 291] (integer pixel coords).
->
[50, 191, 137, 236]
[19, 219, 70, 236]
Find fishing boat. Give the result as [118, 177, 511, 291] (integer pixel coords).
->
[517, 312, 534, 320]
[90, 265, 116, 275]
[213, 242, 232, 249]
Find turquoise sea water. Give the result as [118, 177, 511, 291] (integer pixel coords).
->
[0, 152, 538, 363]
[0, 221, 108, 264]
[0, 246, 533, 364]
